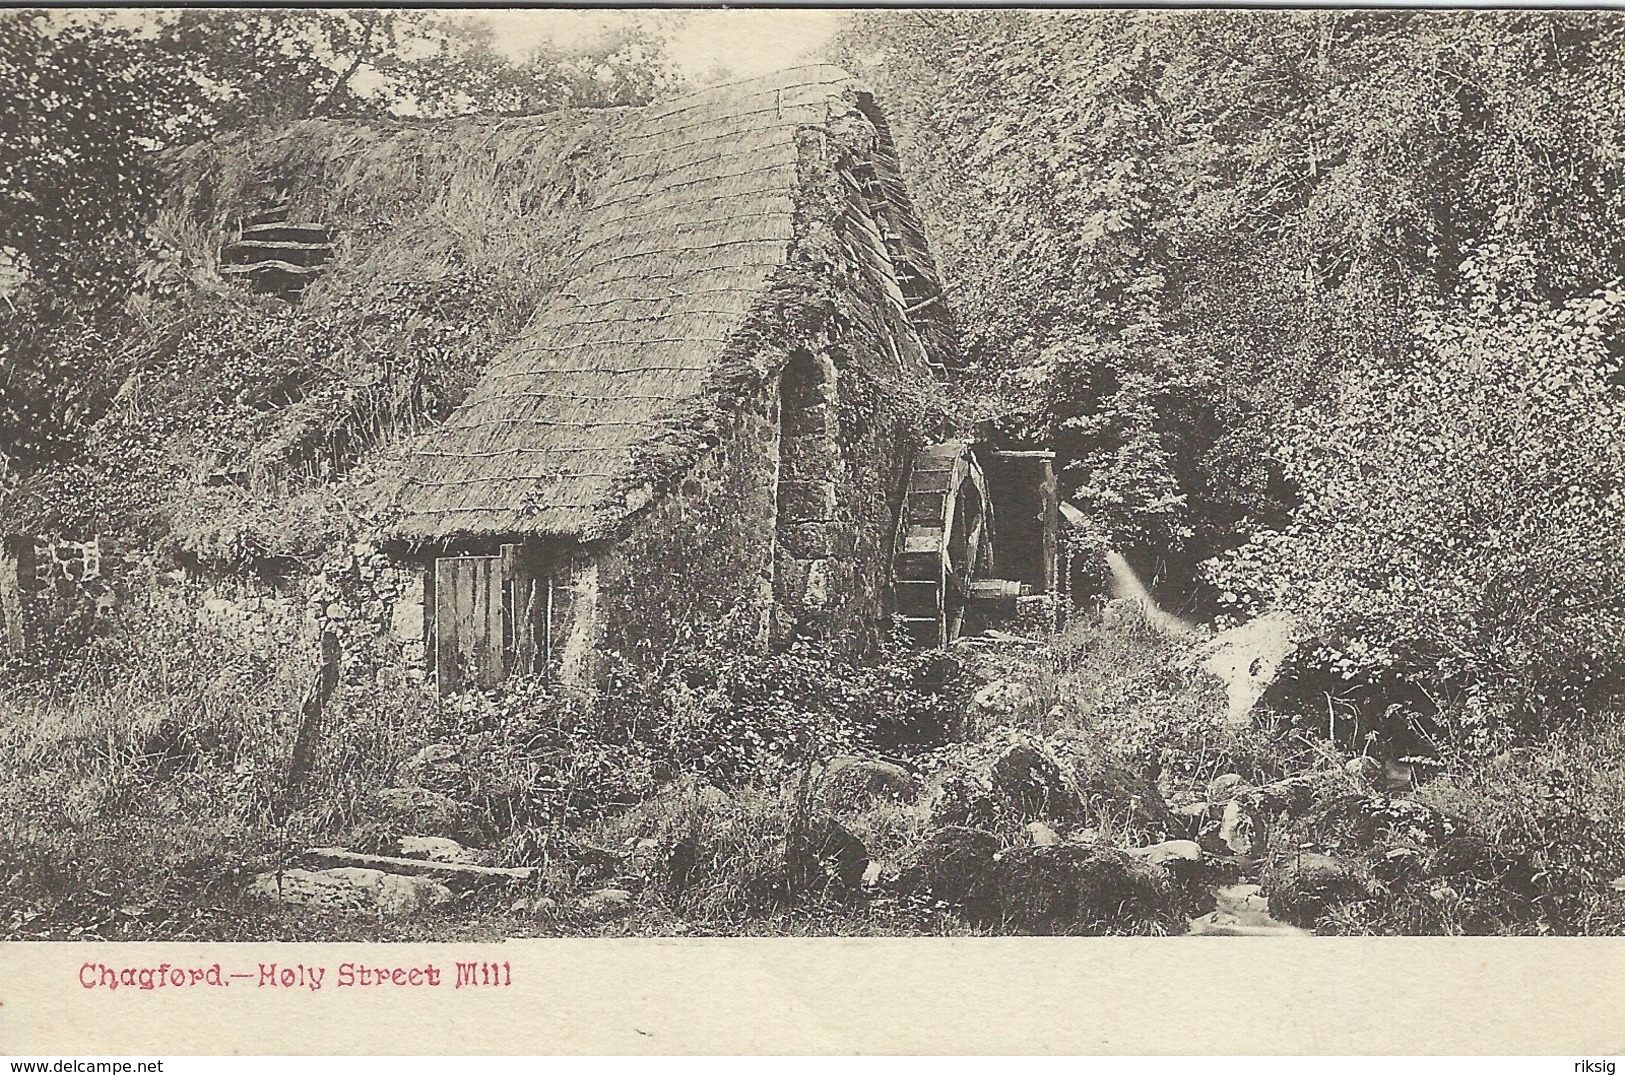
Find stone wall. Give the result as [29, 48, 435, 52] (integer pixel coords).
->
[810, 359, 921, 656]
[309, 539, 430, 684]
[0, 534, 160, 654]
[594, 388, 781, 679]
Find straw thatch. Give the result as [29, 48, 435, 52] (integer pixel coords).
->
[383, 65, 934, 545]
[1, 105, 621, 540]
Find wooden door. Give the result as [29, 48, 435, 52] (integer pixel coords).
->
[430, 545, 551, 694]
[433, 553, 506, 693]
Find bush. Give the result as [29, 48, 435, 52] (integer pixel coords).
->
[1206, 251, 1625, 720]
[598, 639, 971, 783]
[1257, 716, 1625, 935]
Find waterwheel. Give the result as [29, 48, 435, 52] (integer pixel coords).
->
[893, 441, 993, 648]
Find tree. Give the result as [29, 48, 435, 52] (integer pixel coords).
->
[0, 12, 199, 294]
[149, 11, 686, 123]
[836, 10, 1625, 583]
[0, 13, 201, 466]
[1205, 246, 1625, 717]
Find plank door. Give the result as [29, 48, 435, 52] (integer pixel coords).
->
[433, 553, 507, 693]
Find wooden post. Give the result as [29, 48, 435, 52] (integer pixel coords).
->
[0, 540, 25, 654]
[286, 629, 341, 791]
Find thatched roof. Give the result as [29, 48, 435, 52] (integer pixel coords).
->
[382, 65, 945, 545]
[1, 104, 621, 541]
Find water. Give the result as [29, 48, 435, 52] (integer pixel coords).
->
[1187, 883, 1309, 936]
[1103, 550, 1199, 638]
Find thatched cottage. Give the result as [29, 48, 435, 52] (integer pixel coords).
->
[0, 66, 1064, 691]
[378, 66, 962, 690]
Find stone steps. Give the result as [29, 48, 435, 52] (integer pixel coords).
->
[249, 833, 532, 918]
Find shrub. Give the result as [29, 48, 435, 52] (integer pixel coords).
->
[1257, 715, 1625, 935]
[1206, 251, 1625, 721]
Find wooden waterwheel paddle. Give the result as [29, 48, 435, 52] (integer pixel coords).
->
[893, 441, 993, 648]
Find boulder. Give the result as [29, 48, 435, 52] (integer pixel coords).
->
[989, 741, 1078, 820]
[1345, 756, 1384, 786]
[402, 743, 465, 793]
[970, 680, 1038, 727]
[576, 888, 633, 920]
[899, 825, 1001, 909]
[1025, 821, 1062, 847]
[510, 896, 559, 916]
[1206, 773, 1248, 802]
[248, 867, 451, 918]
[786, 817, 869, 896]
[1130, 839, 1202, 866]
[1187, 612, 1298, 727]
[1215, 798, 1268, 858]
[990, 844, 1178, 935]
[816, 756, 918, 812]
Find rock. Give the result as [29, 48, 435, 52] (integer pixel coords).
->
[929, 771, 999, 829]
[1206, 773, 1247, 802]
[1382, 759, 1416, 793]
[403, 743, 465, 793]
[248, 867, 451, 918]
[1026, 821, 1062, 847]
[373, 787, 475, 843]
[970, 680, 1038, 726]
[989, 741, 1078, 819]
[510, 896, 558, 916]
[990, 844, 1178, 935]
[1215, 882, 1270, 916]
[816, 755, 917, 812]
[1216, 798, 1268, 858]
[577, 888, 633, 919]
[786, 816, 869, 895]
[1313, 795, 1460, 850]
[1345, 756, 1384, 786]
[1187, 612, 1298, 727]
[899, 825, 1000, 908]
[397, 836, 479, 865]
[1261, 851, 1375, 928]
[1130, 839, 1202, 866]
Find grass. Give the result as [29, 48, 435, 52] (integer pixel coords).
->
[5, 594, 1624, 939]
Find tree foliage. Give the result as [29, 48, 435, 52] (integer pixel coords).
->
[839, 10, 1625, 574]
[1206, 250, 1625, 716]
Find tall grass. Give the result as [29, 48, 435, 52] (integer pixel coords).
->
[0, 589, 428, 938]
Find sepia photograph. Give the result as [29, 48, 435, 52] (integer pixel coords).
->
[2, 3, 1624, 967]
